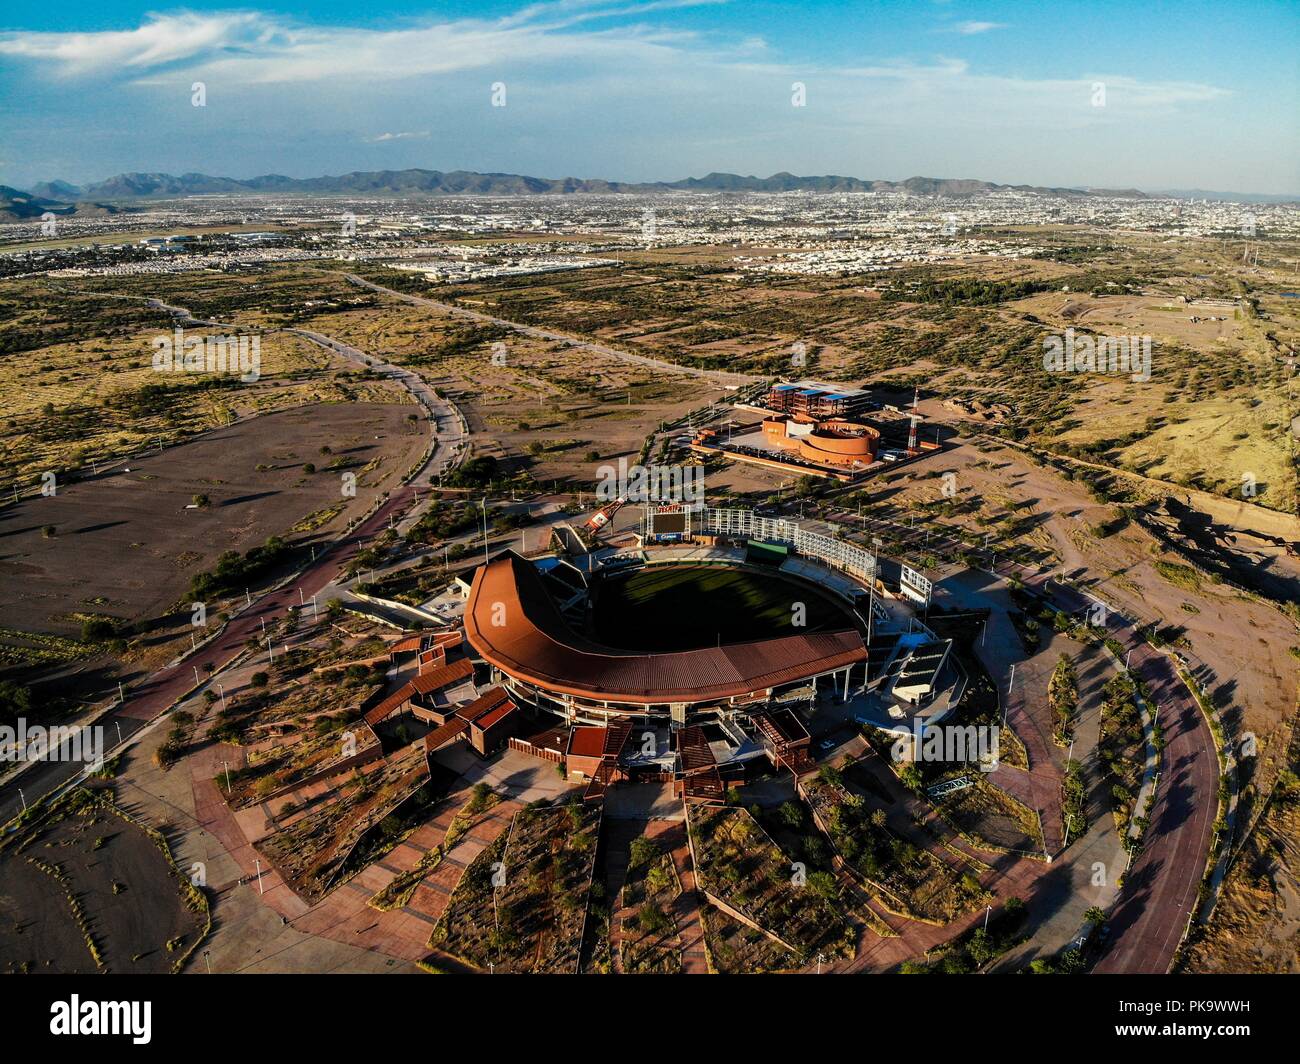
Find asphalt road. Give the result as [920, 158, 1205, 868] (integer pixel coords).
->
[0, 482, 418, 825]
[4, 307, 1218, 972]
[0, 325, 465, 827]
[809, 502, 1218, 973]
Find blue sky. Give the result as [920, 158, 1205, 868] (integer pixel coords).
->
[1, 1, 1296, 193]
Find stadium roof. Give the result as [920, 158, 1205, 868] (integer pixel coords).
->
[363, 657, 475, 726]
[464, 552, 867, 706]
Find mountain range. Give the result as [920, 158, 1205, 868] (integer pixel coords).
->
[20, 168, 1160, 203]
[0, 185, 129, 223]
[10, 169, 1296, 220]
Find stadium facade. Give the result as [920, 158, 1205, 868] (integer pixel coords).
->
[463, 511, 876, 725]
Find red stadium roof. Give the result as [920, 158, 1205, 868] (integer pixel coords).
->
[457, 686, 512, 724]
[473, 701, 518, 732]
[364, 657, 475, 726]
[568, 726, 609, 758]
[464, 552, 866, 706]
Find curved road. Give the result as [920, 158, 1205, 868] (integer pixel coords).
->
[0, 325, 465, 826]
[816, 502, 1218, 973]
[6, 289, 1218, 973]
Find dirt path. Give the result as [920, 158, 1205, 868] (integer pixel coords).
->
[344, 273, 758, 387]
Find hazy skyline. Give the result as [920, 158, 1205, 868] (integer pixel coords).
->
[2, 0, 1297, 194]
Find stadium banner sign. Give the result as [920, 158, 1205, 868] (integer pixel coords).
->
[899, 564, 932, 606]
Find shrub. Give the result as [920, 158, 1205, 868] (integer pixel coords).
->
[81, 618, 116, 642]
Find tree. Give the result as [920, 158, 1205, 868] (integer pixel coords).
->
[966, 927, 997, 966]
[81, 618, 116, 642]
[0, 680, 34, 728]
[807, 870, 838, 901]
[1084, 906, 1106, 926]
[638, 902, 670, 936]
[629, 837, 659, 868]
[468, 782, 494, 813]
[249, 671, 269, 688]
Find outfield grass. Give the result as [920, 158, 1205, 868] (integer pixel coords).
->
[591, 564, 853, 652]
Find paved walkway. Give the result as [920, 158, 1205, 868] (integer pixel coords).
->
[994, 642, 1128, 970]
[661, 820, 710, 974]
[941, 569, 1066, 853]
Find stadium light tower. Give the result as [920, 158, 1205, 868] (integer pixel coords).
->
[867, 536, 882, 647]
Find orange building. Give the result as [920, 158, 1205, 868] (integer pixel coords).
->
[760, 414, 880, 470]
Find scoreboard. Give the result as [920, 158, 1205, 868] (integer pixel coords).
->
[645, 504, 693, 540]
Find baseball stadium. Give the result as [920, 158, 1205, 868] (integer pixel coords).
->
[463, 507, 878, 726]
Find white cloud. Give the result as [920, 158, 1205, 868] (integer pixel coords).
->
[0, 12, 273, 76]
[0, 3, 1247, 189]
[366, 131, 430, 142]
[952, 21, 1005, 35]
[0, 8, 702, 85]
[0, 5, 1228, 128]
[830, 59, 1229, 123]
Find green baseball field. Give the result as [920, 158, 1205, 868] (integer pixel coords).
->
[590, 564, 855, 652]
